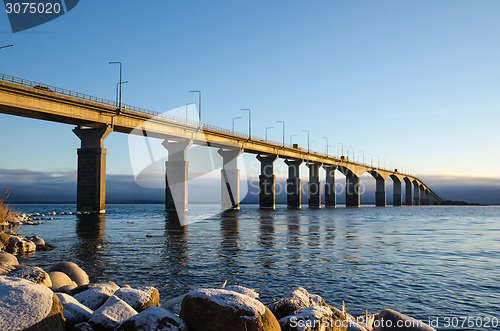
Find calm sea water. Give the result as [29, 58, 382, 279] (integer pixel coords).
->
[10, 204, 500, 330]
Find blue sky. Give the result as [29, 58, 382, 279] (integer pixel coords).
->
[1, 1, 500, 202]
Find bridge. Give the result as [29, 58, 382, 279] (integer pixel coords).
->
[0, 73, 442, 213]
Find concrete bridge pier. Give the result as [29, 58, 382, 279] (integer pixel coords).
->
[345, 174, 360, 207]
[285, 159, 302, 209]
[307, 162, 322, 208]
[323, 165, 337, 208]
[392, 177, 402, 206]
[421, 188, 429, 205]
[413, 181, 420, 206]
[257, 155, 278, 209]
[404, 178, 413, 206]
[218, 148, 243, 210]
[162, 139, 193, 212]
[73, 126, 112, 214]
[374, 175, 386, 207]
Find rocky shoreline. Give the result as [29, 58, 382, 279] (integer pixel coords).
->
[0, 211, 437, 331]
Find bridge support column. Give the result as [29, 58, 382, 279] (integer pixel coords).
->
[323, 165, 337, 208]
[257, 155, 278, 209]
[413, 182, 420, 206]
[421, 189, 429, 205]
[404, 178, 413, 206]
[393, 178, 402, 206]
[73, 126, 112, 214]
[307, 163, 322, 208]
[285, 159, 302, 209]
[218, 148, 243, 210]
[345, 174, 360, 207]
[375, 176, 386, 207]
[162, 139, 193, 212]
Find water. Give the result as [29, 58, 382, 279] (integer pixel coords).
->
[10, 204, 500, 330]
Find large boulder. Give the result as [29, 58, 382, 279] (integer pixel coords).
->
[163, 294, 185, 315]
[55, 293, 93, 326]
[114, 286, 160, 312]
[268, 287, 327, 320]
[48, 262, 89, 286]
[180, 288, 280, 331]
[73, 322, 94, 330]
[7, 236, 36, 255]
[0, 252, 18, 265]
[116, 306, 189, 331]
[49, 271, 77, 292]
[373, 309, 436, 331]
[25, 235, 45, 246]
[8, 266, 52, 288]
[0, 276, 65, 331]
[88, 295, 138, 330]
[68, 281, 120, 296]
[73, 285, 118, 311]
[279, 305, 347, 331]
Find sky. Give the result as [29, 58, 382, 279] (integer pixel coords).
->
[1, 0, 500, 203]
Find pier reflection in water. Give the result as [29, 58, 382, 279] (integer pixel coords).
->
[74, 214, 107, 281]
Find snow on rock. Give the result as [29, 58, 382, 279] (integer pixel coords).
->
[68, 281, 120, 296]
[7, 236, 36, 255]
[224, 285, 260, 299]
[48, 261, 89, 286]
[8, 266, 52, 287]
[180, 288, 280, 331]
[73, 285, 118, 310]
[56, 292, 93, 326]
[50, 271, 75, 291]
[116, 306, 189, 331]
[268, 287, 327, 320]
[0, 276, 64, 331]
[88, 295, 138, 330]
[279, 305, 346, 331]
[114, 286, 160, 312]
[0, 252, 18, 265]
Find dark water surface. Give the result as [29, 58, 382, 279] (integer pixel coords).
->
[12, 204, 500, 330]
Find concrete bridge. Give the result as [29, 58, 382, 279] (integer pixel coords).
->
[0, 73, 442, 213]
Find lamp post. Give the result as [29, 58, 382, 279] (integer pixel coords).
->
[360, 150, 365, 165]
[369, 153, 373, 167]
[189, 91, 201, 123]
[0, 45, 14, 51]
[241, 108, 251, 139]
[302, 130, 310, 153]
[232, 116, 241, 133]
[310, 140, 316, 153]
[349, 146, 355, 162]
[276, 121, 285, 146]
[322, 137, 328, 157]
[290, 134, 297, 146]
[338, 142, 344, 157]
[265, 126, 273, 140]
[116, 81, 128, 110]
[108, 62, 122, 113]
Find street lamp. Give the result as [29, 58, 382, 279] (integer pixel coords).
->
[232, 116, 241, 133]
[241, 109, 251, 139]
[338, 142, 344, 157]
[302, 130, 310, 153]
[116, 81, 128, 109]
[360, 150, 365, 165]
[322, 137, 328, 157]
[276, 121, 285, 146]
[0, 45, 14, 51]
[290, 134, 297, 146]
[189, 91, 201, 123]
[368, 153, 373, 167]
[108, 62, 122, 113]
[265, 127, 273, 140]
[349, 146, 355, 162]
[310, 140, 316, 153]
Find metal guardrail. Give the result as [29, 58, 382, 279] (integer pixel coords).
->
[0, 72, 428, 185]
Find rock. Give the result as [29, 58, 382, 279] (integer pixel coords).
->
[163, 294, 185, 315]
[88, 295, 138, 330]
[373, 309, 436, 331]
[347, 321, 369, 331]
[73, 322, 94, 330]
[36, 244, 56, 251]
[0, 252, 18, 265]
[25, 235, 45, 246]
[8, 266, 52, 288]
[7, 236, 36, 255]
[116, 306, 189, 331]
[68, 281, 120, 296]
[73, 285, 118, 310]
[48, 262, 89, 286]
[279, 305, 346, 331]
[268, 287, 327, 320]
[49, 271, 75, 291]
[224, 285, 260, 299]
[114, 286, 160, 312]
[180, 288, 280, 331]
[0, 263, 16, 275]
[55, 293, 93, 326]
[57, 283, 79, 293]
[0, 276, 65, 331]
